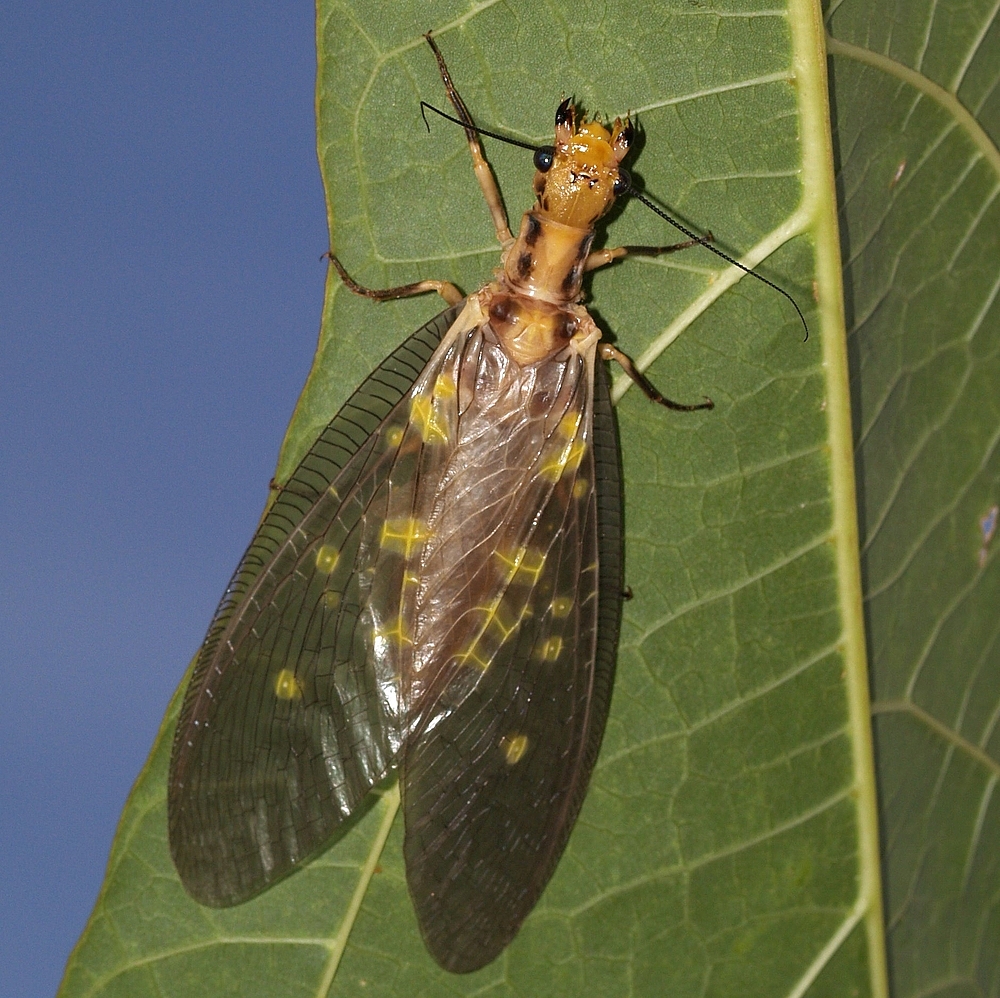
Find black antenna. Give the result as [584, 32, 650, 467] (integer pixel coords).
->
[420, 102, 538, 152]
[629, 189, 809, 340]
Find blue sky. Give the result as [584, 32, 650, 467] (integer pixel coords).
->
[1, 5, 327, 994]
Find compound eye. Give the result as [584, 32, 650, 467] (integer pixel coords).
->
[613, 168, 631, 195]
[533, 146, 555, 172]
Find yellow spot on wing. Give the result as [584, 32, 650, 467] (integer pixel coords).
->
[315, 544, 339, 573]
[538, 636, 563, 661]
[500, 733, 529, 765]
[454, 645, 492, 671]
[495, 546, 546, 584]
[386, 425, 404, 448]
[454, 598, 528, 673]
[486, 602, 523, 640]
[320, 590, 341, 610]
[410, 382, 452, 444]
[572, 477, 589, 499]
[381, 518, 433, 559]
[558, 412, 582, 438]
[562, 438, 587, 471]
[433, 373, 456, 398]
[539, 420, 587, 481]
[550, 596, 573, 617]
[274, 669, 303, 700]
[373, 615, 412, 650]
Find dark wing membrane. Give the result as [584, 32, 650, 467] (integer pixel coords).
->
[168, 305, 462, 906]
[402, 355, 623, 973]
[591, 351, 625, 730]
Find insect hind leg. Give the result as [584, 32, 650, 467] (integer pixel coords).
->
[601, 343, 713, 412]
[325, 253, 463, 306]
[425, 33, 513, 248]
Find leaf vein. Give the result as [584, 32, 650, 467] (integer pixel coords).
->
[871, 699, 1000, 777]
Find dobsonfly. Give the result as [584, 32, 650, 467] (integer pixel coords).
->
[167, 33, 804, 974]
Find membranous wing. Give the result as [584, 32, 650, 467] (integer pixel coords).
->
[169, 294, 623, 965]
[167, 303, 466, 906]
[398, 332, 623, 973]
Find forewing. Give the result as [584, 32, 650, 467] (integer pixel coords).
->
[402, 350, 624, 973]
[167, 304, 465, 906]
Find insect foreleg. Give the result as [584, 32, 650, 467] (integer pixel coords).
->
[425, 33, 513, 248]
[584, 232, 714, 272]
[600, 342, 714, 412]
[325, 252, 464, 306]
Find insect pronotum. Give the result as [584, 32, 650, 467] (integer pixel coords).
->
[168, 34, 803, 974]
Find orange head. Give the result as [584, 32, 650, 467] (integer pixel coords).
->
[531, 99, 632, 229]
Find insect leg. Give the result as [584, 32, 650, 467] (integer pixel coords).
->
[600, 343, 713, 412]
[325, 252, 464, 306]
[584, 233, 714, 272]
[425, 33, 513, 247]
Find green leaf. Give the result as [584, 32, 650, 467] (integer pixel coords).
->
[59, 0, 1000, 995]
[826, 1, 1000, 995]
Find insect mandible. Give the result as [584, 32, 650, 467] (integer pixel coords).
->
[167, 33, 802, 974]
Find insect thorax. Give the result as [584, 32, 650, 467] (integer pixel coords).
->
[501, 211, 595, 306]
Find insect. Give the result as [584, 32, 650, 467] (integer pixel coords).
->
[168, 35, 803, 974]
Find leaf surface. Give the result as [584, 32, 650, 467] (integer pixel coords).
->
[60, 0, 999, 995]
[826, 1, 1000, 995]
